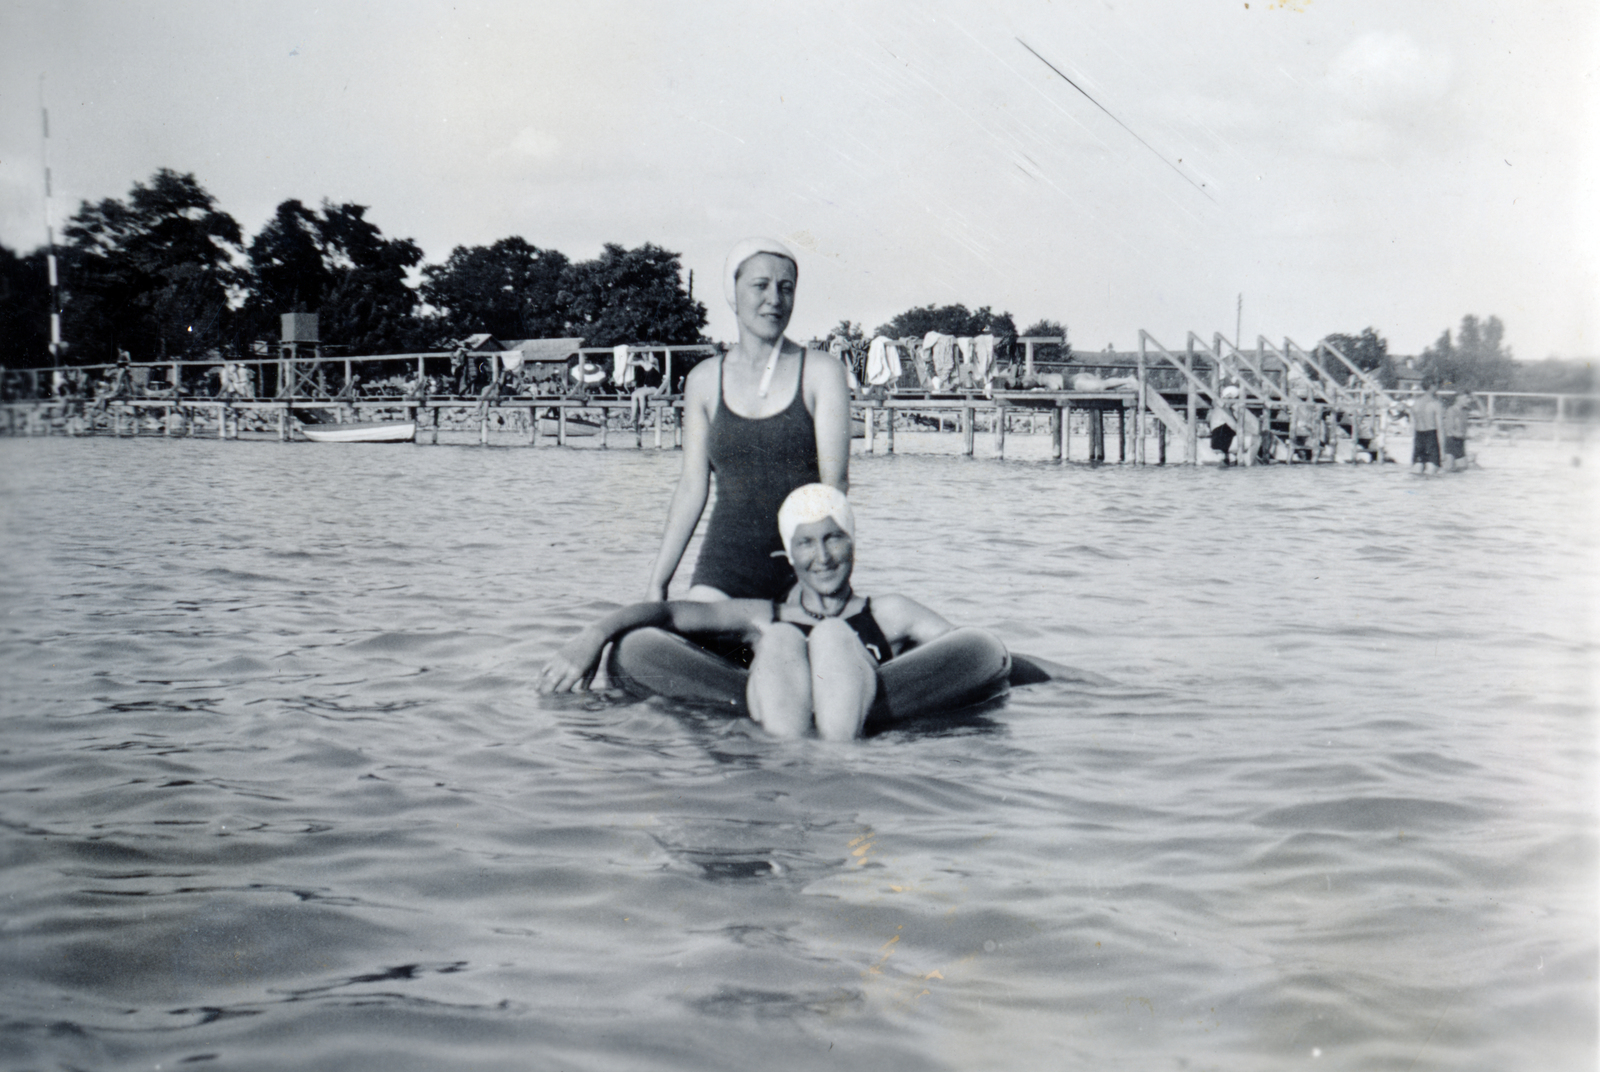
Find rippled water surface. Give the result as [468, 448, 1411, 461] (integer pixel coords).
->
[1, 434, 1595, 1071]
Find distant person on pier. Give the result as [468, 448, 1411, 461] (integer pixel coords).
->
[92, 352, 135, 413]
[645, 237, 851, 603]
[1070, 372, 1141, 392]
[1290, 395, 1326, 462]
[449, 345, 468, 396]
[403, 369, 430, 404]
[1209, 406, 1238, 465]
[1441, 388, 1473, 471]
[1409, 380, 1446, 474]
[335, 373, 363, 403]
[628, 351, 666, 428]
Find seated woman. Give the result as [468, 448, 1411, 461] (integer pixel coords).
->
[627, 351, 667, 427]
[540, 485, 1009, 741]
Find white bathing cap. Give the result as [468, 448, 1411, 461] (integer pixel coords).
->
[723, 237, 798, 311]
[777, 483, 855, 558]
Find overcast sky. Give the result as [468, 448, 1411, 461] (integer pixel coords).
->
[2, 0, 1595, 358]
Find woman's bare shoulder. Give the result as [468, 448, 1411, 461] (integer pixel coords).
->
[681, 356, 720, 405]
[803, 348, 850, 390]
[684, 355, 720, 389]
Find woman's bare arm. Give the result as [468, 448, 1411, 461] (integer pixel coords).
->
[540, 598, 772, 693]
[645, 360, 717, 600]
[866, 594, 954, 653]
[806, 351, 852, 493]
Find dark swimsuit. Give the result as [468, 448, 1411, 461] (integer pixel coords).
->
[691, 353, 820, 599]
[791, 598, 895, 665]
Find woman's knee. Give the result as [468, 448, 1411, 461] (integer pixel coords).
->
[806, 618, 874, 668]
[748, 623, 812, 734]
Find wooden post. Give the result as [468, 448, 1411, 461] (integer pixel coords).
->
[963, 406, 975, 455]
[1051, 407, 1063, 461]
[1090, 408, 1104, 462]
[1136, 338, 1147, 465]
[1158, 421, 1167, 465]
[479, 407, 489, 446]
[1184, 339, 1198, 465]
[995, 403, 1006, 458]
[217, 403, 226, 440]
[528, 407, 538, 445]
[1118, 407, 1127, 463]
[655, 402, 664, 449]
[885, 404, 895, 453]
[558, 404, 567, 446]
[864, 403, 875, 453]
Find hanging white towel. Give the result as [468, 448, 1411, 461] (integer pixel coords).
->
[613, 344, 631, 386]
[866, 336, 902, 387]
[499, 349, 525, 373]
[973, 335, 996, 382]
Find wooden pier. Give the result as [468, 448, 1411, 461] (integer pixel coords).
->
[4, 335, 1593, 462]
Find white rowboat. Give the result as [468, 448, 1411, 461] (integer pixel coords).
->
[298, 420, 416, 443]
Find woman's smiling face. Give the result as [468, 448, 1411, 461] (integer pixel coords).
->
[733, 253, 796, 343]
[788, 517, 854, 598]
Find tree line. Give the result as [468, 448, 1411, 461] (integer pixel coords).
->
[0, 169, 708, 367]
[1323, 318, 1592, 394]
[0, 168, 1589, 394]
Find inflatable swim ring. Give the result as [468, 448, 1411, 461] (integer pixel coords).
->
[606, 626, 1051, 722]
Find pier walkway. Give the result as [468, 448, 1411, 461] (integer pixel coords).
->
[4, 334, 1593, 461]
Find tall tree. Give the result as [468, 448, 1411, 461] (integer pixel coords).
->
[1021, 318, 1071, 364]
[1419, 315, 1515, 390]
[1511, 357, 1594, 394]
[420, 237, 571, 341]
[242, 200, 425, 354]
[1321, 327, 1393, 388]
[874, 303, 1017, 341]
[246, 199, 330, 314]
[0, 244, 52, 367]
[61, 169, 244, 363]
[562, 243, 705, 347]
[317, 203, 425, 354]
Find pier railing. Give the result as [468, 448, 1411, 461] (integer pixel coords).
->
[5, 332, 1595, 458]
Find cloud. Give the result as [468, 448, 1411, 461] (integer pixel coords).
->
[501, 125, 563, 162]
[1320, 31, 1453, 159]
[1327, 31, 1451, 119]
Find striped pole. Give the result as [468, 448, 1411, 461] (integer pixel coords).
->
[40, 78, 62, 367]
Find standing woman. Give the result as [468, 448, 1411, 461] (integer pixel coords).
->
[645, 238, 851, 602]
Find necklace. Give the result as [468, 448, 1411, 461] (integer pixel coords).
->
[799, 588, 851, 620]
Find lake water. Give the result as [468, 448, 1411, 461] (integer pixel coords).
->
[1, 431, 1594, 1071]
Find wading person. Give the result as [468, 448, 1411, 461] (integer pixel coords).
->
[644, 238, 852, 602]
[1410, 380, 1446, 474]
[1441, 389, 1472, 471]
[544, 486, 1008, 740]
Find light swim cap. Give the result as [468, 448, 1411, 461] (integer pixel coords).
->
[777, 483, 855, 558]
[723, 237, 798, 311]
